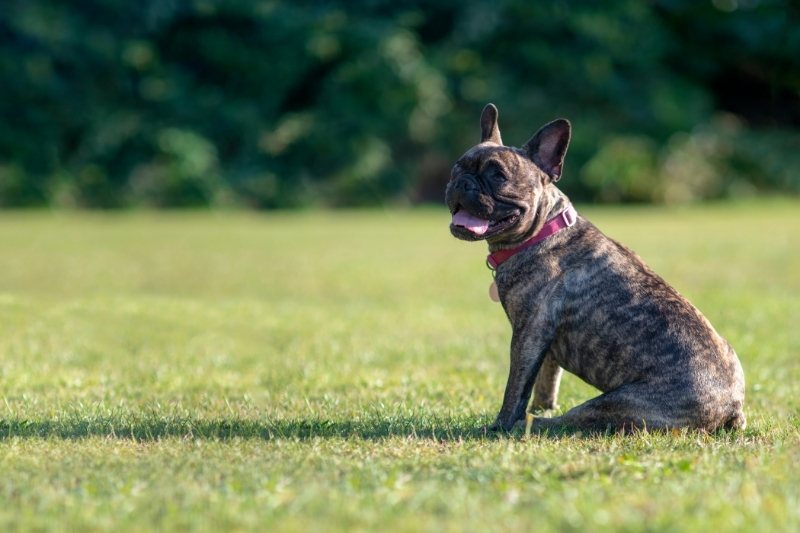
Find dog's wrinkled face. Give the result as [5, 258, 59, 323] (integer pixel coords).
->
[445, 104, 571, 247]
[446, 144, 537, 245]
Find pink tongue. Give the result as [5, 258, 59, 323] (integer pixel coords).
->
[452, 210, 490, 235]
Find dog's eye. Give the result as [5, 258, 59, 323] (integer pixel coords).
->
[488, 168, 505, 181]
[482, 163, 505, 182]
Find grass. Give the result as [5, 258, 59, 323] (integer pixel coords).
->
[0, 199, 798, 531]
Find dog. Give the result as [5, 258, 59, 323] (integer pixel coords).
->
[445, 103, 746, 433]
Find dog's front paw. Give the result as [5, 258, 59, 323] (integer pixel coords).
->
[489, 413, 523, 432]
[488, 420, 504, 432]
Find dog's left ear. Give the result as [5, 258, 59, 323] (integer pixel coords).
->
[480, 103, 503, 145]
[522, 119, 571, 181]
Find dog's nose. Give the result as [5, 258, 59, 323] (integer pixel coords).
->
[453, 177, 478, 193]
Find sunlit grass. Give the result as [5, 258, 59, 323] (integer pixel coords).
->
[0, 199, 798, 531]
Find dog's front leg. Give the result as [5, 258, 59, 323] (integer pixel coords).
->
[491, 325, 558, 431]
[490, 281, 565, 432]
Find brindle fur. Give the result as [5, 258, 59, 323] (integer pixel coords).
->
[445, 104, 746, 433]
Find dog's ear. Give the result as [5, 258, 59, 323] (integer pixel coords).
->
[522, 119, 571, 181]
[480, 103, 503, 145]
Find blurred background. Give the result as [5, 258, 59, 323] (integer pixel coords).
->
[1, 0, 798, 209]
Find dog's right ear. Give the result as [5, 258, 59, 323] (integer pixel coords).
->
[522, 119, 571, 182]
[480, 103, 503, 145]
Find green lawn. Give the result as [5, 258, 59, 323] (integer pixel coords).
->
[0, 201, 798, 531]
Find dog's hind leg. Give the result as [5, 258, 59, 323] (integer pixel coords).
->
[530, 354, 563, 411]
[529, 384, 674, 433]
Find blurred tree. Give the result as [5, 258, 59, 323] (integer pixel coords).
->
[0, 0, 797, 207]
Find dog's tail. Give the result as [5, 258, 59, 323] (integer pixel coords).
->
[722, 410, 746, 430]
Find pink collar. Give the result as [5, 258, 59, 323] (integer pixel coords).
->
[487, 204, 577, 270]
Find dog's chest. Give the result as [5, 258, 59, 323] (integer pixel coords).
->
[494, 257, 561, 325]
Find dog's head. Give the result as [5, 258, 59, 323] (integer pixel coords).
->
[445, 104, 571, 247]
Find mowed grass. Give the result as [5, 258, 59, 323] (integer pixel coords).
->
[0, 200, 798, 531]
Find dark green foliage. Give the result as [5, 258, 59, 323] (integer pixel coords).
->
[0, 0, 798, 207]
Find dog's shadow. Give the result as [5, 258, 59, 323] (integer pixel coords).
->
[0, 415, 586, 441]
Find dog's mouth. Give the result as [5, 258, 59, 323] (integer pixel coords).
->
[450, 207, 519, 239]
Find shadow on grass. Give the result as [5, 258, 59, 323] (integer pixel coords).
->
[0, 417, 753, 442]
[0, 416, 538, 441]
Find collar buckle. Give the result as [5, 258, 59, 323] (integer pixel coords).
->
[560, 205, 577, 227]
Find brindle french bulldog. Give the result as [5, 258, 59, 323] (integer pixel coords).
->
[445, 103, 746, 433]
